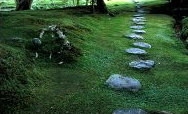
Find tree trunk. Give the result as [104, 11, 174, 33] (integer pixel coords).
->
[16, 0, 33, 11]
[92, 0, 94, 13]
[73, 0, 75, 6]
[76, 0, 79, 6]
[96, 0, 108, 13]
[86, 0, 89, 6]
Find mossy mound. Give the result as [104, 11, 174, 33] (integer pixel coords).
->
[0, 44, 38, 113]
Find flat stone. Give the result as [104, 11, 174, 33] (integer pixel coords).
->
[130, 25, 145, 29]
[129, 60, 155, 69]
[133, 42, 151, 48]
[134, 22, 146, 25]
[133, 30, 146, 34]
[137, 10, 146, 13]
[125, 48, 147, 55]
[136, 4, 142, 9]
[106, 74, 141, 92]
[132, 18, 146, 23]
[148, 110, 173, 114]
[113, 109, 147, 114]
[113, 109, 172, 114]
[134, 17, 146, 20]
[133, 14, 144, 17]
[125, 33, 144, 40]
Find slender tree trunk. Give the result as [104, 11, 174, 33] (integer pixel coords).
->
[16, 0, 33, 11]
[73, 0, 75, 6]
[92, 0, 94, 13]
[76, 0, 79, 6]
[96, 0, 108, 13]
[86, 0, 89, 6]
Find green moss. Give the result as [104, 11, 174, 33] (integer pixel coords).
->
[0, 0, 188, 113]
[182, 17, 188, 40]
[0, 44, 41, 113]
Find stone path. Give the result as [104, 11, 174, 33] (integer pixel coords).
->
[105, 1, 165, 113]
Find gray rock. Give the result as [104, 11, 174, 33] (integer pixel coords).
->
[133, 14, 144, 17]
[130, 25, 145, 29]
[129, 60, 155, 69]
[125, 33, 144, 40]
[134, 17, 146, 20]
[148, 111, 173, 114]
[32, 38, 42, 46]
[137, 10, 146, 13]
[132, 18, 146, 23]
[125, 48, 147, 55]
[133, 30, 146, 34]
[106, 74, 141, 92]
[113, 109, 147, 114]
[133, 42, 151, 48]
[134, 22, 146, 25]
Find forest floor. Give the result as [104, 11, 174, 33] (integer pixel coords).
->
[0, 0, 188, 114]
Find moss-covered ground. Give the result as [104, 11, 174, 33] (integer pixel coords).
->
[0, 0, 188, 113]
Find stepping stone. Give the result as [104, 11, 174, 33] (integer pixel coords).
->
[130, 25, 145, 29]
[113, 109, 147, 114]
[134, 17, 146, 20]
[129, 60, 155, 69]
[106, 74, 141, 92]
[125, 48, 147, 55]
[134, 22, 146, 25]
[133, 14, 144, 17]
[137, 10, 146, 13]
[132, 18, 146, 23]
[125, 33, 144, 40]
[113, 109, 172, 114]
[133, 30, 146, 34]
[133, 42, 151, 48]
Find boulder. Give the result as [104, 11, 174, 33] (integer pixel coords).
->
[113, 109, 147, 114]
[125, 33, 144, 40]
[125, 48, 147, 55]
[106, 74, 141, 92]
[133, 42, 151, 48]
[133, 30, 146, 34]
[129, 60, 155, 69]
